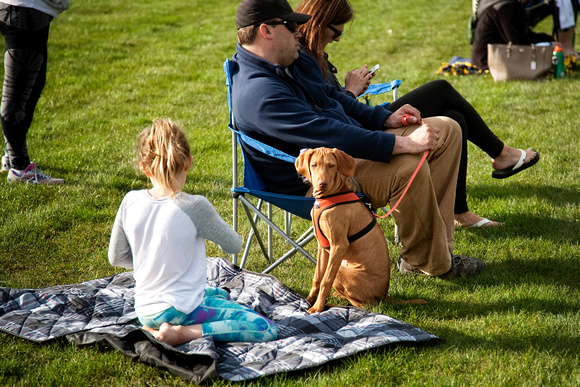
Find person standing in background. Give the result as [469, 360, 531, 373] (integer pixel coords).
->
[471, 0, 556, 70]
[0, 0, 68, 184]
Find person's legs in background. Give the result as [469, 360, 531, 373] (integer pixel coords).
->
[555, 0, 578, 56]
[388, 80, 537, 228]
[0, 7, 63, 184]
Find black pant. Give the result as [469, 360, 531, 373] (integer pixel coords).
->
[389, 80, 504, 214]
[0, 21, 50, 169]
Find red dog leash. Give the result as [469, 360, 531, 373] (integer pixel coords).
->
[374, 114, 429, 219]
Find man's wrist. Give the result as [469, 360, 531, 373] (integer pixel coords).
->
[384, 115, 394, 129]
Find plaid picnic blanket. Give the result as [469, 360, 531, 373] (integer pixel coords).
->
[0, 257, 441, 383]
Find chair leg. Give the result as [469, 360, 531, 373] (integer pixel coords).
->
[232, 196, 239, 266]
[263, 227, 316, 274]
[284, 211, 292, 234]
[377, 206, 401, 245]
[268, 203, 273, 259]
[294, 225, 313, 245]
[238, 195, 316, 273]
[238, 199, 263, 269]
[240, 200, 270, 261]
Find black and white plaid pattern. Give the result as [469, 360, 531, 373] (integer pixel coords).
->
[0, 258, 440, 382]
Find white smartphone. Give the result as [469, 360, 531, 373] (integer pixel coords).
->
[369, 64, 380, 75]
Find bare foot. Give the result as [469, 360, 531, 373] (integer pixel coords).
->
[156, 323, 181, 346]
[143, 323, 203, 347]
[143, 325, 159, 336]
[492, 146, 536, 171]
[142, 325, 168, 343]
[454, 211, 501, 228]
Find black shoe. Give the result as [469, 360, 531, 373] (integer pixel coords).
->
[439, 254, 484, 278]
[397, 255, 423, 275]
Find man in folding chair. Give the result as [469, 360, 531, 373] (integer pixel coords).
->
[230, 0, 485, 279]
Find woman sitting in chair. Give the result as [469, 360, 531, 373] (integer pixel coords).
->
[296, 0, 540, 229]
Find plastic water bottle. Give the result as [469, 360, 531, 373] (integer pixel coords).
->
[552, 46, 565, 79]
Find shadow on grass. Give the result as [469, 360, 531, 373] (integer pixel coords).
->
[461, 182, 580, 245]
[464, 212, 580, 245]
[469, 181, 579, 207]
[387, 252, 579, 337]
[433, 325, 580, 357]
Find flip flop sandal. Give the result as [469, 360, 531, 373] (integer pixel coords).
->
[492, 149, 540, 179]
[454, 217, 501, 228]
[468, 218, 501, 228]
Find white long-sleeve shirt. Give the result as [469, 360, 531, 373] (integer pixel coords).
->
[108, 190, 242, 317]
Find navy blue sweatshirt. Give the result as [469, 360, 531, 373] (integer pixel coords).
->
[231, 44, 394, 195]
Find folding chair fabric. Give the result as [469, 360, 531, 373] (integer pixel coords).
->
[225, 58, 317, 273]
[359, 79, 402, 98]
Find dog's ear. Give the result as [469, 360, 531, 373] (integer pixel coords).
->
[331, 148, 356, 177]
[295, 149, 314, 182]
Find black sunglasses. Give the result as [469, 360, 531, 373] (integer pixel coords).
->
[327, 24, 343, 39]
[262, 20, 299, 33]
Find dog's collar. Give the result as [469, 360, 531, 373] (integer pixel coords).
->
[314, 192, 359, 209]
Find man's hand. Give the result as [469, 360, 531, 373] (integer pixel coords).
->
[385, 104, 422, 128]
[344, 65, 372, 97]
[392, 121, 440, 155]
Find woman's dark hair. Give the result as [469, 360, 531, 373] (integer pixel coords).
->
[296, 0, 354, 79]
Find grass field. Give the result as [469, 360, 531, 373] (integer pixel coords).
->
[0, 0, 579, 385]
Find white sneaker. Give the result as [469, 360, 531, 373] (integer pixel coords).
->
[7, 162, 64, 185]
[1, 155, 9, 172]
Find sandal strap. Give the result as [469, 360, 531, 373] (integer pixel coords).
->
[512, 149, 526, 170]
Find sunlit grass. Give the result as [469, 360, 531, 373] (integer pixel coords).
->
[0, 0, 578, 385]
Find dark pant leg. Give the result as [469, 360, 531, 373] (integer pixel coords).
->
[388, 79, 504, 214]
[0, 23, 49, 169]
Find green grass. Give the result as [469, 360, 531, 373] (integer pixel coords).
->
[0, 0, 579, 385]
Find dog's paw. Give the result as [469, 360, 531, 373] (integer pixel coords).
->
[307, 302, 326, 314]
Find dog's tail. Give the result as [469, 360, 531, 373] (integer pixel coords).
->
[385, 295, 427, 305]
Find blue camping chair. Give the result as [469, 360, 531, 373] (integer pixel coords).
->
[359, 80, 402, 106]
[225, 59, 316, 273]
[224, 59, 402, 273]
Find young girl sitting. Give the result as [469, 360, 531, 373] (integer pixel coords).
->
[108, 118, 277, 346]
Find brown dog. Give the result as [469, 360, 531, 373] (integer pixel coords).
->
[295, 147, 425, 313]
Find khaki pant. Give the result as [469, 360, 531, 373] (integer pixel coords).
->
[351, 116, 461, 276]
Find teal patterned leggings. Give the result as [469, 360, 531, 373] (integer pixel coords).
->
[138, 287, 277, 342]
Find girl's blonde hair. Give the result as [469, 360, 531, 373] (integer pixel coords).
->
[136, 118, 191, 197]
